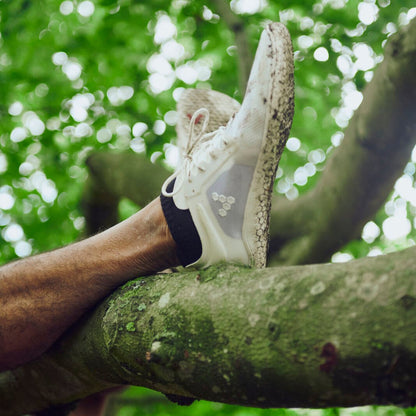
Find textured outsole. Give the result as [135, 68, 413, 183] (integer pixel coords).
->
[249, 23, 295, 268]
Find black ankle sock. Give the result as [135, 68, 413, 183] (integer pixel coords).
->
[160, 179, 202, 266]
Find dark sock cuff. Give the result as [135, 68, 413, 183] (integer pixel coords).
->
[160, 179, 202, 266]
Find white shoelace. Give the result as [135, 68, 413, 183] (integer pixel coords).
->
[161, 108, 230, 197]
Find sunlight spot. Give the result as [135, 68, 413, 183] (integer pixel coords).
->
[164, 111, 178, 126]
[0, 192, 14, 210]
[173, 87, 185, 102]
[73, 217, 85, 231]
[364, 71, 374, 82]
[62, 60, 82, 81]
[368, 247, 383, 257]
[52, 51, 68, 66]
[107, 86, 134, 106]
[153, 120, 166, 135]
[19, 161, 34, 176]
[149, 73, 175, 94]
[294, 167, 308, 186]
[395, 175, 413, 200]
[10, 127, 27, 143]
[313, 47, 329, 62]
[147, 54, 173, 76]
[27, 118, 45, 136]
[383, 216, 411, 241]
[329, 0, 346, 9]
[358, 2, 379, 25]
[344, 89, 363, 111]
[116, 124, 131, 138]
[8, 102, 23, 116]
[154, 15, 176, 44]
[230, 0, 267, 14]
[130, 138, 146, 153]
[176, 64, 198, 84]
[332, 252, 353, 263]
[132, 122, 148, 137]
[77, 1, 95, 17]
[70, 107, 87, 122]
[164, 143, 180, 169]
[298, 35, 313, 49]
[0, 153, 7, 174]
[286, 137, 301, 152]
[362, 221, 380, 244]
[353, 43, 375, 71]
[279, 9, 295, 24]
[378, 0, 390, 7]
[15, 240, 32, 257]
[161, 40, 185, 62]
[408, 8, 416, 20]
[304, 163, 316, 177]
[97, 128, 112, 143]
[203, 5, 213, 20]
[331, 131, 344, 147]
[3, 223, 24, 242]
[286, 186, 299, 201]
[60, 1, 74, 15]
[275, 167, 284, 179]
[336, 55, 353, 75]
[300, 17, 314, 30]
[40, 180, 58, 203]
[74, 123, 92, 137]
[276, 178, 290, 194]
[0, 212, 11, 226]
[308, 149, 326, 164]
[313, 46, 329, 62]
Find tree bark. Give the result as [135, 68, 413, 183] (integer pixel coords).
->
[1, 246, 416, 415]
[268, 17, 416, 265]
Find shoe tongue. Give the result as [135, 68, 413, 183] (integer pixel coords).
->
[176, 89, 241, 156]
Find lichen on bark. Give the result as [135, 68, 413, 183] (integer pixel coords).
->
[1, 249, 416, 415]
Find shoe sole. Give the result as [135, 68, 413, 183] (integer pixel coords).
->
[245, 23, 295, 268]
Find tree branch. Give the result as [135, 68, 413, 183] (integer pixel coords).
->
[2, 247, 416, 415]
[269, 18, 416, 265]
[81, 153, 170, 235]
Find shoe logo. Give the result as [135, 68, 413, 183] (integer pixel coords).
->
[211, 192, 235, 217]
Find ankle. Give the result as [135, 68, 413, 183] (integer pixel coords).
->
[130, 199, 180, 274]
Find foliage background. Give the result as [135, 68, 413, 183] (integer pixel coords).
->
[1, 0, 416, 414]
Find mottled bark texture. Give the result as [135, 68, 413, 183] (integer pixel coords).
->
[81, 18, 416, 265]
[1, 248, 416, 415]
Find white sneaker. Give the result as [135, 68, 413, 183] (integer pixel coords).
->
[161, 23, 294, 268]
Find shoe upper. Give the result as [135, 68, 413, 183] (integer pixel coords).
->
[163, 22, 295, 268]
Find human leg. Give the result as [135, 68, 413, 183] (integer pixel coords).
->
[0, 198, 179, 371]
[0, 22, 294, 375]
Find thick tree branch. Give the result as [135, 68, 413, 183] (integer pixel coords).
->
[269, 18, 416, 265]
[210, 0, 253, 94]
[81, 153, 170, 235]
[1, 247, 416, 415]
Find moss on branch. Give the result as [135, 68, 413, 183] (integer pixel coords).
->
[1, 247, 416, 415]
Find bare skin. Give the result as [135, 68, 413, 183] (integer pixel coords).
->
[0, 198, 179, 372]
